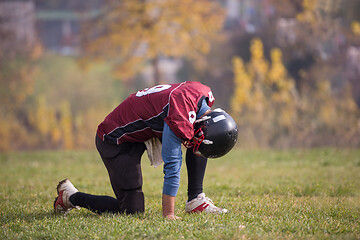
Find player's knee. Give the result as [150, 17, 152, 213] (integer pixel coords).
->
[121, 189, 145, 214]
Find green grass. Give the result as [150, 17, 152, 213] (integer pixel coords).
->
[1, 148, 359, 239]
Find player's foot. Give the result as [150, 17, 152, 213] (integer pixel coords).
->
[185, 193, 228, 214]
[54, 179, 79, 214]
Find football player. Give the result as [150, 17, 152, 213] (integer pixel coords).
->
[54, 81, 238, 220]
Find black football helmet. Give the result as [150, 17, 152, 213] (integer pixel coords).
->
[187, 109, 238, 158]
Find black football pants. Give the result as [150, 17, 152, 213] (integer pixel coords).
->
[69, 135, 207, 214]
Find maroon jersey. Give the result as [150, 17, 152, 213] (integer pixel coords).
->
[97, 81, 215, 144]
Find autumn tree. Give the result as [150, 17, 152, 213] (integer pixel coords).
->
[0, 2, 42, 151]
[81, 0, 225, 85]
[231, 38, 298, 147]
[231, 36, 360, 148]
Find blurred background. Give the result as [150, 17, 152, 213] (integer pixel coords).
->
[0, 0, 359, 151]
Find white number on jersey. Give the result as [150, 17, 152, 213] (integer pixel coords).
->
[135, 84, 172, 97]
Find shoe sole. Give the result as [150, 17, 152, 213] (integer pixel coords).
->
[54, 179, 68, 213]
[53, 196, 59, 211]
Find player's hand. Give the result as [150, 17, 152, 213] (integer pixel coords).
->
[164, 214, 182, 220]
[162, 194, 181, 220]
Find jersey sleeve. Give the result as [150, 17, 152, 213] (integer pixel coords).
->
[165, 93, 197, 141]
[164, 82, 215, 141]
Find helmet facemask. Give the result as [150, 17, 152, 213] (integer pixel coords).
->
[190, 128, 205, 156]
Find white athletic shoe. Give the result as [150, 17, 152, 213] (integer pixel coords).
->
[185, 193, 228, 214]
[53, 179, 79, 214]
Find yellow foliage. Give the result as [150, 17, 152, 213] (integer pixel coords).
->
[250, 85, 265, 113]
[0, 115, 28, 151]
[316, 81, 331, 93]
[268, 47, 296, 109]
[303, 0, 317, 11]
[268, 48, 286, 84]
[279, 108, 293, 127]
[296, 0, 318, 23]
[249, 38, 268, 80]
[60, 101, 74, 150]
[341, 83, 358, 113]
[34, 96, 49, 135]
[0, 29, 43, 151]
[351, 21, 360, 36]
[231, 57, 252, 116]
[27, 95, 63, 148]
[0, 63, 36, 112]
[49, 108, 62, 144]
[231, 38, 298, 137]
[310, 81, 333, 126]
[73, 106, 113, 149]
[82, 0, 225, 80]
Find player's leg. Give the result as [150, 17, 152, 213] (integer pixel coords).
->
[54, 136, 146, 214]
[185, 148, 208, 201]
[185, 148, 228, 214]
[97, 136, 146, 214]
[69, 193, 120, 214]
[54, 178, 121, 214]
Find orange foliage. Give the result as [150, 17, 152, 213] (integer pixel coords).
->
[81, 0, 225, 80]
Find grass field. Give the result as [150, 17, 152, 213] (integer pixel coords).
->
[1, 148, 359, 239]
